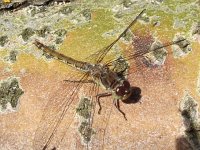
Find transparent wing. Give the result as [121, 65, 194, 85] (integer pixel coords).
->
[33, 71, 90, 150]
[33, 41, 95, 149]
[87, 35, 187, 150]
[84, 9, 146, 64]
[33, 8, 186, 150]
[83, 83, 114, 150]
[33, 40, 117, 150]
[104, 34, 187, 76]
[90, 97, 114, 149]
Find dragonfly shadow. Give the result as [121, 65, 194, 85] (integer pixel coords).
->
[123, 86, 142, 104]
[176, 136, 192, 150]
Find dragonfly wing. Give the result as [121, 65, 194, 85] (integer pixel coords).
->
[84, 9, 146, 64]
[106, 32, 186, 76]
[33, 39, 118, 150]
[90, 100, 114, 149]
[75, 84, 114, 150]
[33, 70, 90, 150]
[127, 33, 155, 72]
[125, 34, 187, 73]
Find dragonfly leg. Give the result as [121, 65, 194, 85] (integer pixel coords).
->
[113, 99, 127, 120]
[63, 79, 94, 84]
[96, 92, 112, 114]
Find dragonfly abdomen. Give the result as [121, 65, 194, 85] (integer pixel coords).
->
[34, 40, 90, 71]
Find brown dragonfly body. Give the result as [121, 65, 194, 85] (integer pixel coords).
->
[34, 40, 132, 119]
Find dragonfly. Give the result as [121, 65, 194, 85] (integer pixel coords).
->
[33, 9, 187, 150]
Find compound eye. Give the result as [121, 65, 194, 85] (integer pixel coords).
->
[116, 86, 125, 96]
[123, 80, 130, 89]
[116, 80, 131, 97]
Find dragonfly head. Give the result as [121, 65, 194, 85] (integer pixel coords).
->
[114, 80, 132, 101]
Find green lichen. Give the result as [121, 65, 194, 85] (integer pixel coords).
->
[54, 29, 67, 37]
[139, 15, 150, 23]
[55, 38, 63, 44]
[78, 121, 95, 143]
[36, 26, 51, 38]
[81, 9, 91, 21]
[177, 39, 191, 53]
[173, 37, 191, 57]
[112, 56, 129, 77]
[6, 50, 18, 63]
[180, 93, 200, 149]
[76, 97, 93, 119]
[114, 12, 123, 19]
[59, 5, 74, 15]
[122, 0, 134, 8]
[122, 30, 133, 43]
[53, 29, 67, 44]
[0, 35, 8, 47]
[76, 97, 95, 143]
[192, 22, 200, 35]
[143, 41, 167, 66]
[152, 45, 167, 61]
[21, 27, 35, 41]
[0, 78, 24, 111]
[30, 6, 47, 17]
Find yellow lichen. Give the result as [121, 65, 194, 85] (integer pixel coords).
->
[3, 0, 11, 3]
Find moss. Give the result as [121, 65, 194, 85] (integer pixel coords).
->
[78, 121, 95, 143]
[0, 35, 8, 47]
[21, 27, 35, 41]
[76, 97, 93, 119]
[0, 78, 24, 111]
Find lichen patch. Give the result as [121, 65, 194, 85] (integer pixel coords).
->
[76, 97, 95, 144]
[180, 93, 200, 149]
[0, 77, 24, 113]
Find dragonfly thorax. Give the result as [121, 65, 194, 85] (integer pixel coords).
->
[90, 64, 132, 101]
